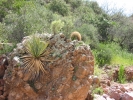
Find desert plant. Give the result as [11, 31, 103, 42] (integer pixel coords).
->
[0, 43, 15, 55]
[21, 35, 49, 81]
[50, 20, 64, 34]
[49, 0, 69, 16]
[94, 47, 112, 67]
[92, 87, 103, 95]
[118, 65, 126, 83]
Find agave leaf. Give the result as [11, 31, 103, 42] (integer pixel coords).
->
[25, 36, 48, 58]
[27, 58, 36, 72]
[21, 58, 33, 65]
[23, 58, 35, 71]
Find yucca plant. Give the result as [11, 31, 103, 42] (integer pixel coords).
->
[21, 35, 49, 81]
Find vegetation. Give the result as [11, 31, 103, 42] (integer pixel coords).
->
[118, 65, 126, 83]
[21, 35, 48, 81]
[51, 20, 64, 34]
[92, 87, 104, 95]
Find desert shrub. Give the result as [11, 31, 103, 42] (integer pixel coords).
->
[50, 20, 64, 34]
[49, 0, 69, 16]
[105, 42, 133, 66]
[0, 22, 8, 41]
[0, 43, 15, 55]
[92, 87, 103, 95]
[94, 45, 112, 67]
[76, 24, 99, 49]
[118, 65, 126, 83]
[3, 2, 61, 42]
[70, 0, 82, 10]
[62, 17, 74, 36]
[0, 0, 27, 22]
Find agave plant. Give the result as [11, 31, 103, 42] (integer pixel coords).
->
[21, 35, 49, 80]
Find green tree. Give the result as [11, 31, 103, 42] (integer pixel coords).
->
[49, 0, 69, 16]
[0, 0, 26, 22]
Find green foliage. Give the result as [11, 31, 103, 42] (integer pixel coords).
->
[50, 20, 64, 34]
[49, 0, 69, 16]
[64, 0, 71, 3]
[70, 0, 82, 10]
[62, 16, 74, 36]
[94, 44, 112, 67]
[89, 1, 103, 15]
[0, 22, 8, 41]
[76, 24, 99, 47]
[74, 3, 95, 24]
[118, 65, 126, 83]
[25, 35, 48, 58]
[105, 42, 133, 66]
[0, 0, 26, 22]
[0, 43, 15, 55]
[97, 16, 113, 41]
[3, 2, 61, 42]
[92, 87, 103, 95]
[108, 14, 133, 49]
[21, 35, 48, 81]
[0, 0, 13, 22]
[94, 65, 104, 77]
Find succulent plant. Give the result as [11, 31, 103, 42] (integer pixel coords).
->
[20, 35, 49, 81]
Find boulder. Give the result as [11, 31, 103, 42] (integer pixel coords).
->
[3, 33, 94, 100]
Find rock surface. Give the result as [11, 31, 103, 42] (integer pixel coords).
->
[3, 33, 94, 100]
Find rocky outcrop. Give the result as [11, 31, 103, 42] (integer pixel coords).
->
[3, 33, 94, 100]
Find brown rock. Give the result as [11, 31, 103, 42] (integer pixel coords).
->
[125, 66, 133, 81]
[0, 79, 4, 86]
[108, 90, 121, 100]
[4, 33, 94, 100]
[0, 86, 3, 91]
[0, 95, 5, 100]
[0, 91, 2, 95]
[121, 92, 133, 100]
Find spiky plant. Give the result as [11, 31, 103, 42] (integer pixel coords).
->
[50, 20, 64, 34]
[21, 35, 49, 81]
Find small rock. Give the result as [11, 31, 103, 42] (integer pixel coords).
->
[108, 90, 121, 100]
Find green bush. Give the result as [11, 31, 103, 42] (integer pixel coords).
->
[94, 46, 112, 67]
[0, 43, 15, 55]
[50, 20, 64, 34]
[62, 16, 74, 36]
[0, 22, 8, 41]
[49, 0, 69, 16]
[76, 24, 99, 48]
[70, 0, 82, 10]
[118, 65, 126, 83]
[92, 87, 103, 95]
[3, 2, 61, 42]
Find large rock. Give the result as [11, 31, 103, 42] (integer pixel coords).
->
[3, 33, 94, 100]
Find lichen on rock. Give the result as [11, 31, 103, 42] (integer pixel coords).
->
[3, 33, 94, 100]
